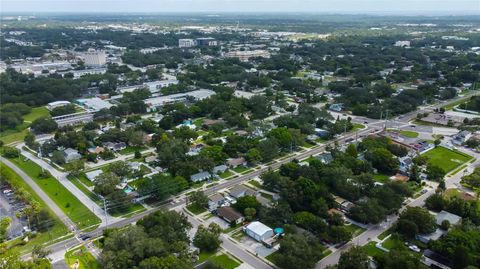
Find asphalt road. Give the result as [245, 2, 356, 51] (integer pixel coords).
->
[31, 125, 377, 260]
[0, 156, 76, 232]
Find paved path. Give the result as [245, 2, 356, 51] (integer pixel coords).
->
[15, 144, 119, 227]
[0, 157, 76, 232]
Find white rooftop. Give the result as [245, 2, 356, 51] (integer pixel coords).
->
[245, 221, 272, 236]
[85, 170, 102, 182]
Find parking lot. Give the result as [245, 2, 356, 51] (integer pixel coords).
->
[238, 235, 277, 258]
[0, 184, 29, 240]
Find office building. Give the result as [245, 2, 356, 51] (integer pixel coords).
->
[83, 48, 106, 66]
[178, 39, 196, 48]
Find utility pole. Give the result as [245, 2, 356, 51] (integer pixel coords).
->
[384, 109, 389, 130]
[101, 196, 108, 227]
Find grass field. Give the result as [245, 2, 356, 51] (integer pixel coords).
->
[219, 170, 234, 179]
[400, 130, 419, 138]
[186, 203, 207, 215]
[209, 253, 241, 269]
[373, 173, 391, 183]
[421, 146, 473, 173]
[232, 166, 249, 173]
[9, 156, 101, 229]
[0, 107, 50, 145]
[65, 246, 101, 269]
[362, 241, 385, 257]
[352, 123, 365, 131]
[344, 223, 366, 237]
[119, 146, 147, 155]
[0, 162, 69, 252]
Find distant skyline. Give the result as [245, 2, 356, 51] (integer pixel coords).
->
[2, 0, 480, 15]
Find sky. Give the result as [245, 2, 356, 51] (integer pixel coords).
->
[2, 0, 479, 15]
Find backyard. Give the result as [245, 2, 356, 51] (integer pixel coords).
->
[421, 146, 473, 173]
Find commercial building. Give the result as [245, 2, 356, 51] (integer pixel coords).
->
[225, 50, 270, 62]
[178, 39, 196, 48]
[394, 41, 411, 47]
[196, 37, 217, 46]
[83, 48, 106, 66]
[46, 101, 71, 111]
[76, 97, 113, 111]
[144, 89, 215, 110]
[244, 221, 274, 242]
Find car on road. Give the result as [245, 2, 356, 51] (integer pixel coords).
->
[79, 234, 91, 241]
[420, 189, 428, 195]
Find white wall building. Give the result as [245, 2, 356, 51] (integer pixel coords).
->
[244, 221, 274, 242]
[179, 39, 196, 48]
[83, 48, 106, 66]
[225, 50, 271, 62]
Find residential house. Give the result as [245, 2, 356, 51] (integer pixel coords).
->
[417, 211, 461, 243]
[85, 170, 102, 182]
[421, 249, 452, 269]
[452, 130, 471, 145]
[314, 128, 329, 138]
[103, 142, 127, 151]
[144, 155, 157, 163]
[217, 206, 244, 224]
[334, 196, 355, 213]
[87, 146, 105, 154]
[229, 185, 257, 200]
[63, 148, 81, 163]
[190, 171, 211, 182]
[399, 156, 413, 173]
[315, 152, 334, 164]
[329, 103, 344, 112]
[208, 194, 225, 211]
[213, 165, 228, 174]
[244, 221, 274, 242]
[227, 157, 247, 168]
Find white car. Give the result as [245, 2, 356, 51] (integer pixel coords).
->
[409, 245, 421, 253]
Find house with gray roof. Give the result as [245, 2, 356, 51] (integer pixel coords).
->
[190, 171, 211, 182]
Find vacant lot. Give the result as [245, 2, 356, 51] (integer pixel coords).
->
[400, 130, 419, 138]
[422, 146, 473, 173]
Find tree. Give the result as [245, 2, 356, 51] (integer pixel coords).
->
[128, 130, 146, 147]
[338, 246, 369, 269]
[134, 150, 142, 159]
[138, 174, 183, 201]
[234, 195, 260, 213]
[274, 233, 325, 269]
[246, 148, 261, 165]
[397, 207, 436, 236]
[193, 223, 221, 253]
[244, 207, 257, 221]
[346, 143, 358, 158]
[426, 164, 446, 181]
[189, 191, 208, 208]
[365, 148, 399, 173]
[257, 139, 280, 162]
[108, 161, 132, 177]
[375, 248, 422, 269]
[30, 118, 58, 134]
[2, 147, 19, 158]
[94, 172, 121, 196]
[440, 220, 450, 231]
[51, 150, 65, 165]
[328, 226, 352, 244]
[434, 139, 441, 147]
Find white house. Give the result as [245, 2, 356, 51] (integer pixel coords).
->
[244, 221, 274, 242]
[63, 148, 81, 163]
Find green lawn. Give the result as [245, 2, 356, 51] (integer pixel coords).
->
[219, 170, 234, 179]
[260, 192, 274, 201]
[9, 156, 101, 229]
[248, 180, 262, 189]
[373, 173, 391, 183]
[400, 130, 419, 138]
[232, 166, 249, 173]
[381, 235, 403, 250]
[231, 230, 245, 241]
[421, 146, 473, 173]
[119, 146, 147, 155]
[0, 162, 69, 253]
[209, 253, 241, 269]
[344, 224, 366, 237]
[352, 123, 365, 131]
[65, 246, 101, 269]
[362, 241, 385, 257]
[0, 107, 50, 145]
[186, 203, 207, 215]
